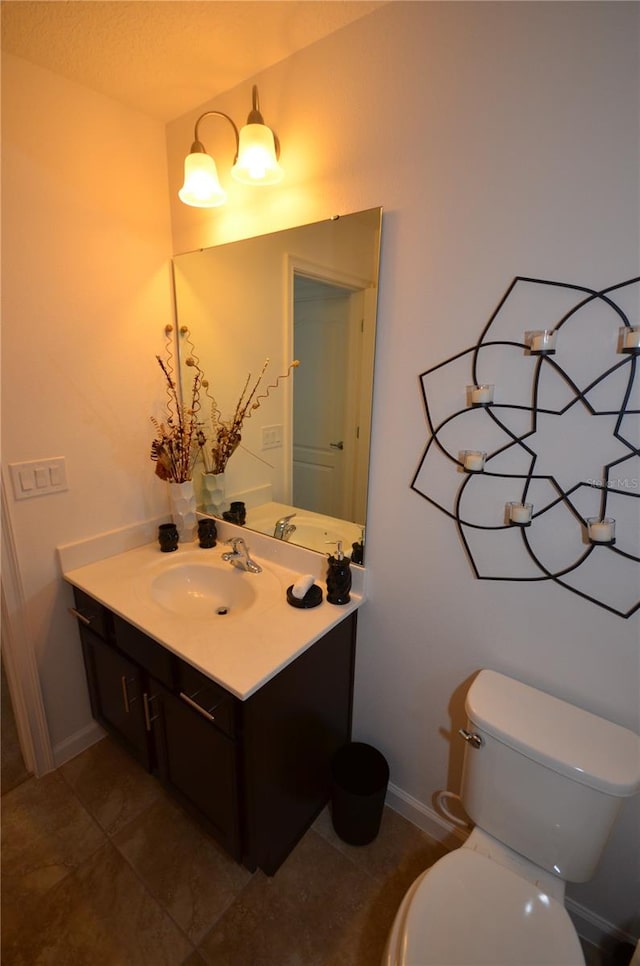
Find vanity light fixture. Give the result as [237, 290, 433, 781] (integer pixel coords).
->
[178, 85, 283, 208]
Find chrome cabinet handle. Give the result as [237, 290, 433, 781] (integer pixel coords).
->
[143, 693, 159, 731]
[179, 691, 219, 723]
[120, 676, 137, 714]
[459, 728, 483, 749]
[121, 675, 130, 714]
[68, 607, 93, 627]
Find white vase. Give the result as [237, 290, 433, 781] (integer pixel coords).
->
[169, 480, 197, 541]
[202, 472, 226, 517]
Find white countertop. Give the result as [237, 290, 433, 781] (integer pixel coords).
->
[62, 522, 364, 700]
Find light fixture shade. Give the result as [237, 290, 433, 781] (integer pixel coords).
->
[178, 152, 227, 208]
[232, 123, 283, 185]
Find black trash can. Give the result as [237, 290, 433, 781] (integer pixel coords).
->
[331, 742, 389, 846]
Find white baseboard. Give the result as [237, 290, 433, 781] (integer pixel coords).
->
[385, 781, 637, 952]
[565, 897, 638, 952]
[385, 781, 470, 847]
[53, 720, 104, 768]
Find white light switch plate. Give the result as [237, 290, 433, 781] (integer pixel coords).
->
[262, 425, 283, 450]
[9, 457, 68, 500]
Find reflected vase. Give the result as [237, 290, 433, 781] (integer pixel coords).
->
[202, 472, 226, 517]
[168, 480, 197, 541]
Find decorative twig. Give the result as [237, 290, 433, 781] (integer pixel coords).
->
[150, 338, 206, 482]
[171, 327, 300, 477]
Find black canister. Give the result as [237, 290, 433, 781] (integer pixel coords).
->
[223, 501, 246, 525]
[158, 522, 179, 552]
[351, 541, 364, 565]
[198, 518, 217, 548]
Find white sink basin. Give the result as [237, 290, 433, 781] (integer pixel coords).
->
[144, 552, 281, 620]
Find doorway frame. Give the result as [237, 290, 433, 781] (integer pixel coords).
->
[1, 476, 54, 777]
[284, 254, 372, 510]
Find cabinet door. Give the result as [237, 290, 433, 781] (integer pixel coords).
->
[242, 613, 357, 874]
[151, 680, 241, 860]
[80, 627, 152, 770]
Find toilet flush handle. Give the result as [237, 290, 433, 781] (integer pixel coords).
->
[459, 728, 483, 749]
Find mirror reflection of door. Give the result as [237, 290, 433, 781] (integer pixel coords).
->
[172, 207, 382, 552]
[293, 275, 364, 521]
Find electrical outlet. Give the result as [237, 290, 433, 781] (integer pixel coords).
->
[9, 457, 68, 500]
[262, 425, 283, 450]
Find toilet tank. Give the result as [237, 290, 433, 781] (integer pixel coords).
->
[461, 670, 640, 882]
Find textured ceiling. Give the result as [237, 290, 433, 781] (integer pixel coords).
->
[1, 0, 384, 122]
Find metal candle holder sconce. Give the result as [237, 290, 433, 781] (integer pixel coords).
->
[411, 275, 639, 619]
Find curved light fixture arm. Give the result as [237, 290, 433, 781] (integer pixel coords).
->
[190, 111, 240, 163]
[245, 85, 281, 159]
[247, 85, 263, 123]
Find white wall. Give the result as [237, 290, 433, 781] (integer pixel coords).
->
[1, 54, 174, 756]
[167, 1, 639, 943]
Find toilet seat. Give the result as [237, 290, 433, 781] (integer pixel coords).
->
[384, 847, 584, 966]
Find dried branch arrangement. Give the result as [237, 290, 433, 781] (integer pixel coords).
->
[150, 326, 206, 482]
[200, 356, 300, 474]
[151, 325, 299, 482]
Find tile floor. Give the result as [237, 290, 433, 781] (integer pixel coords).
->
[1, 658, 31, 795]
[1, 734, 615, 966]
[1, 735, 450, 966]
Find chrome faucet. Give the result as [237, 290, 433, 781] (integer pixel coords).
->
[222, 537, 262, 573]
[273, 513, 297, 541]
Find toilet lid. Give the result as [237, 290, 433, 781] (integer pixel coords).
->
[400, 848, 584, 965]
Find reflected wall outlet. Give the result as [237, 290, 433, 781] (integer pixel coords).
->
[262, 425, 283, 450]
[9, 457, 68, 500]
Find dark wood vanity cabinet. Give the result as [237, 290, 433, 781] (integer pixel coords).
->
[72, 587, 356, 875]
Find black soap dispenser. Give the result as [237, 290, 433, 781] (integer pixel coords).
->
[326, 541, 352, 605]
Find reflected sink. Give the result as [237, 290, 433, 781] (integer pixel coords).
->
[247, 505, 363, 555]
[151, 562, 259, 619]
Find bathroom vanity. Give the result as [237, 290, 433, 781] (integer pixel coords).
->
[64, 531, 362, 875]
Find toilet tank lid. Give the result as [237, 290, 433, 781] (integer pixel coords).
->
[465, 670, 640, 796]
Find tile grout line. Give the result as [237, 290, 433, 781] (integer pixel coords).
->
[52, 749, 268, 962]
[32, 765, 201, 963]
[62, 770, 201, 960]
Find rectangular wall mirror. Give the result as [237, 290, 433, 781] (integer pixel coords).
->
[173, 207, 382, 560]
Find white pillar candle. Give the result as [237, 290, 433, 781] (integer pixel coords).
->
[528, 330, 557, 353]
[621, 326, 640, 350]
[588, 518, 615, 543]
[463, 451, 485, 471]
[470, 384, 494, 404]
[510, 502, 532, 524]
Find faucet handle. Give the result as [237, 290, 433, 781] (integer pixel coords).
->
[226, 536, 246, 551]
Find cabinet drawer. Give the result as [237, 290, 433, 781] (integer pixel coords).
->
[113, 615, 174, 690]
[72, 588, 111, 641]
[175, 660, 237, 739]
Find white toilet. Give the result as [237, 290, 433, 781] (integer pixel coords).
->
[384, 669, 640, 965]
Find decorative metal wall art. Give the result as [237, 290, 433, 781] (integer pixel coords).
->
[411, 276, 639, 618]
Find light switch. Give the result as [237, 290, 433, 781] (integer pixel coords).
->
[49, 463, 63, 486]
[262, 425, 283, 450]
[9, 457, 68, 500]
[19, 469, 35, 492]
